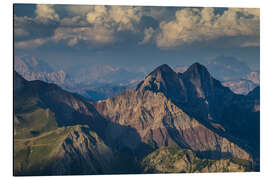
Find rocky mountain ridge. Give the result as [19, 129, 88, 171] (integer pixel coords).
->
[14, 62, 260, 175]
[95, 63, 259, 162]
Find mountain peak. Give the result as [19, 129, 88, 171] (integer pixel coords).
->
[136, 64, 187, 102]
[137, 64, 177, 91]
[186, 62, 208, 74]
[149, 64, 175, 76]
[183, 62, 211, 81]
[181, 62, 226, 100]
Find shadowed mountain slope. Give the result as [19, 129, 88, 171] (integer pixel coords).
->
[14, 62, 260, 175]
[14, 72, 142, 175]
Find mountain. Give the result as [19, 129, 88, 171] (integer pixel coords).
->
[95, 63, 259, 165]
[72, 85, 129, 102]
[15, 56, 142, 101]
[222, 79, 257, 95]
[247, 71, 260, 84]
[15, 55, 54, 73]
[14, 62, 260, 175]
[221, 70, 259, 95]
[72, 64, 145, 85]
[206, 56, 252, 81]
[141, 147, 252, 173]
[14, 72, 140, 175]
[15, 56, 74, 88]
[174, 58, 259, 95]
[136, 64, 187, 104]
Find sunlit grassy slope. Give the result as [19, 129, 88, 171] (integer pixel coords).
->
[141, 147, 253, 173]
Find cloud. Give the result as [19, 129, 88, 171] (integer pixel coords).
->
[35, 4, 59, 22]
[15, 38, 48, 49]
[14, 5, 260, 50]
[60, 16, 87, 27]
[52, 26, 115, 46]
[51, 5, 144, 47]
[138, 27, 155, 45]
[155, 8, 260, 48]
[241, 41, 260, 47]
[147, 7, 179, 22]
[63, 5, 95, 16]
[86, 5, 143, 32]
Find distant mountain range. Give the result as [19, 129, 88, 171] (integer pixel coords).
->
[72, 64, 145, 85]
[222, 79, 258, 95]
[15, 56, 74, 87]
[15, 55, 259, 97]
[14, 55, 145, 101]
[14, 62, 259, 175]
[206, 56, 252, 81]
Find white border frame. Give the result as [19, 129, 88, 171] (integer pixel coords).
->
[1, 0, 269, 179]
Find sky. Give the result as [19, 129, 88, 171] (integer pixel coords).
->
[14, 4, 260, 72]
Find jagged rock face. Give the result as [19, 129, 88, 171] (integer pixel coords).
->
[136, 64, 187, 103]
[137, 63, 235, 122]
[95, 89, 250, 160]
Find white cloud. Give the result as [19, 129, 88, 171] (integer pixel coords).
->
[14, 5, 260, 49]
[60, 16, 87, 27]
[138, 27, 155, 45]
[53, 5, 144, 46]
[85, 5, 143, 32]
[35, 4, 59, 22]
[155, 8, 260, 48]
[64, 5, 95, 16]
[52, 26, 115, 46]
[147, 7, 174, 21]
